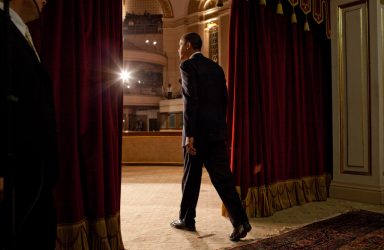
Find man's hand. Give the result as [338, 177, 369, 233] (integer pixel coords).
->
[185, 137, 197, 155]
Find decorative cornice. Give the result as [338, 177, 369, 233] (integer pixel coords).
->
[163, 3, 231, 29]
[188, 0, 230, 14]
[158, 0, 174, 18]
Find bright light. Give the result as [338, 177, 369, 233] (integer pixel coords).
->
[145, 40, 150, 44]
[153, 41, 157, 45]
[206, 22, 217, 30]
[120, 70, 130, 82]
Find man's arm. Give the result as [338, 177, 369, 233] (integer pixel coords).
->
[180, 61, 198, 155]
[180, 61, 198, 138]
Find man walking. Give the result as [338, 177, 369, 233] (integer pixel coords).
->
[170, 32, 251, 241]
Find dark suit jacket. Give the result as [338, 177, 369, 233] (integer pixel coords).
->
[0, 10, 58, 215]
[180, 53, 228, 147]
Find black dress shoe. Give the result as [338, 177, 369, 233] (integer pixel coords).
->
[229, 222, 252, 241]
[170, 219, 196, 231]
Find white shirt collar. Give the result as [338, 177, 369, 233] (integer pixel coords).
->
[189, 51, 201, 59]
[0, 2, 29, 37]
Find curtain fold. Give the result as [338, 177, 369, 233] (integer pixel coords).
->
[227, 0, 332, 217]
[31, 0, 124, 248]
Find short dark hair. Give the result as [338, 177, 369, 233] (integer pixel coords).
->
[182, 32, 202, 50]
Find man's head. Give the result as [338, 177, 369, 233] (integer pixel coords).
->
[5, 0, 47, 23]
[178, 32, 202, 61]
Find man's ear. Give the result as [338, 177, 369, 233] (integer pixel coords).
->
[186, 42, 192, 50]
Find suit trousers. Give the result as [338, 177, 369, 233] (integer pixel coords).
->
[179, 140, 248, 227]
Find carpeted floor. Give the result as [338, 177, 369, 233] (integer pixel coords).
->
[120, 166, 384, 250]
[225, 210, 384, 250]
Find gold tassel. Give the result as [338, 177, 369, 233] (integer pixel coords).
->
[291, 10, 297, 24]
[304, 21, 310, 31]
[304, 14, 310, 31]
[259, 0, 266, 6]
[276, 1, 283, 15]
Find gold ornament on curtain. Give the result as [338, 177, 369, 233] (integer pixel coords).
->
[300, 0, 311, 31]
[291, 7, 297, 23]
[262, 0, 331, 38]
[288, 0, 298, 24]
[304, 16, 310, 31]
[312, 0, 324, 23]
[276, 0, 284, 14]
[312, 0, 331, 38]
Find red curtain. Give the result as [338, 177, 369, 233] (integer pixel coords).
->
[227, 0, 332, 217]
[31, 0, 124, 248]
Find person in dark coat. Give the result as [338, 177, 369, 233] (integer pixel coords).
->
[170, 32, 251, 241]
[0, 0, 58, 249]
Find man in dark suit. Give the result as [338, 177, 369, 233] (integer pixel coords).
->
[0, 0, 58, 249]
[170, 32, 251, 241]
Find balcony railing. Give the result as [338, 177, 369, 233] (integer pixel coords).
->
[123, 24, 162, 34]
[123, 13, 163, 35]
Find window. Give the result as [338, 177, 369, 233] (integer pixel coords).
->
[209, 26, 219, 63]
[159, 112, 182, 130]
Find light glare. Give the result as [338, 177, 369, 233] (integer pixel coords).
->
[120, 70, 129, 82]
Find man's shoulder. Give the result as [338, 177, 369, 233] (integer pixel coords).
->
[181, 54, 224, 75]
[183, 54, 218, 66]
[197, 54, 222, 68]
[180, 57, 196, 69]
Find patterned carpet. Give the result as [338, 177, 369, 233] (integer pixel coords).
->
[226, 210, 384, 250]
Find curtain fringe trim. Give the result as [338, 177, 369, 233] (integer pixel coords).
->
[56, 213, 124, 250]
[265, 0, 331, 38]
[223, 174, 330, 218]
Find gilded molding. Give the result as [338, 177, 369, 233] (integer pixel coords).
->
[163, 7, 230, 29]
[188, 0, 230, 14]
[158, 0, 174, 18]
